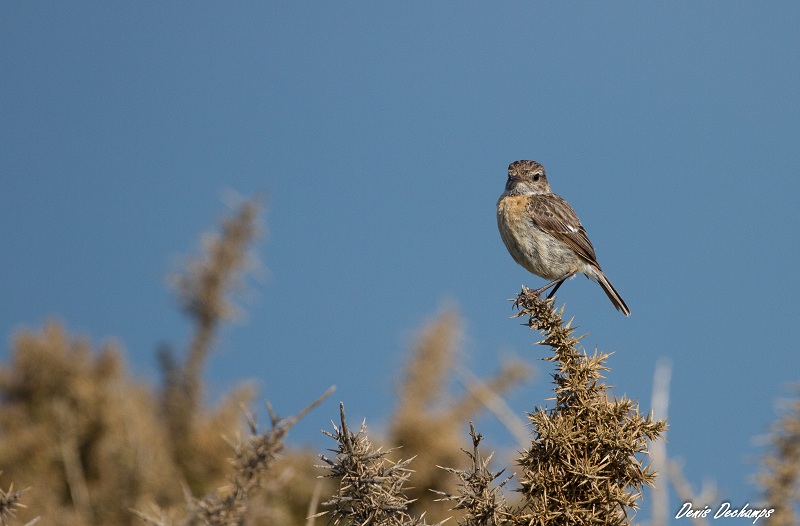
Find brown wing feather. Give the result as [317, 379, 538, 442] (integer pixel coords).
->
[527, 194, 600, 267]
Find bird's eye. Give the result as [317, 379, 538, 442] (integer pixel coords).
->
[533, 174, 540, 182]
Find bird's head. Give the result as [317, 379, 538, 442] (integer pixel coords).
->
[505, 160, 551, 196]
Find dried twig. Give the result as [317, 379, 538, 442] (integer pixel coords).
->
[434, 422, 515, 525]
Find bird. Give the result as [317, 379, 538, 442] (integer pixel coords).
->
[496, 160, 630, 316]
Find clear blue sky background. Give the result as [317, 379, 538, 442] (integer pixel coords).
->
[3, 3, 799, 522]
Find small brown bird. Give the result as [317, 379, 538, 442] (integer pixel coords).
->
[497, 160, 630, 315]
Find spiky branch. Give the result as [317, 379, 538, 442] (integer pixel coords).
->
[512, 286, 667, 526]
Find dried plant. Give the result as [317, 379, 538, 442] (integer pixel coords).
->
[0, 323, 183, 526]
[390, 310, 530, 520]
[0, 193, 677, 526]
[0, 197, 266, 525]
[758, 384, 800, 526]
[192, 389, 334, 525]
[511, 286, 667, 526]
[317, 403, 431, 526]
[160, 198, 262, 493]
[0, 477, 36, 526]
[322, 289, 667, 525]
[434, 423, 515, 526]
[132, 388, 335, 526]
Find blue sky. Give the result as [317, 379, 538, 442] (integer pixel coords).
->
[3, 2, 800, 521]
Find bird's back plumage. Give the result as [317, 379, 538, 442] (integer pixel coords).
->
[526, 193, 599, 268]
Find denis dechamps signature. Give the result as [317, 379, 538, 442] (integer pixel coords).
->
[676, 502, 774, 523]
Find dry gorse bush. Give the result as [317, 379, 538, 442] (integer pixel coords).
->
[134, 388, 334, 526]
[0, 197, 282, 525]
[512, 286, 667, 526]
[0, 323, 182, 526]
[317, 403, 435, 526]
[758, 384, 800, 526]
[433, 422, 515, 526]
[10, 192, 796, 525]
[389, 309, 530, 521]
[317, 288, 667, 526]
[161, 198, 261, 495]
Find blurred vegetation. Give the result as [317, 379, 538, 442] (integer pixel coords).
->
[758, 385, 800, 526]
[0, 196, 796, 525]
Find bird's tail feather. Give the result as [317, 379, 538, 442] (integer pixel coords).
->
[595, 271, 630, 316]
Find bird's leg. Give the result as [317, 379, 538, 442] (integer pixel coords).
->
[533, 271, 577, 298]
[546, 279, 565, 299]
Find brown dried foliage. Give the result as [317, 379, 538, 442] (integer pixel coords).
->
[511, 286, 667, 526]
[759, 385, 800, 526]
[0, 323, 182, 526]
[434, 422, 514, 526]
[132, 389, 334, 526]
[318, 288, 668, 526]
[161, 199, 261, 494]
[0, 199, 274, 525]
[390, 310, 530, 521]
[0, 478, 32, 526]
[11, 194, 796, 526]
[317, 403, 432, 526]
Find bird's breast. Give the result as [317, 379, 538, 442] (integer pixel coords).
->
[497, 194, 578, 280]
[497, 194, 537, 267]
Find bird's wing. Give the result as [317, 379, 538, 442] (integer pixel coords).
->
[527, 194, 600, 267]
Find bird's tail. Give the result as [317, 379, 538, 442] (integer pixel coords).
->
[594, 270, 631, 316]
